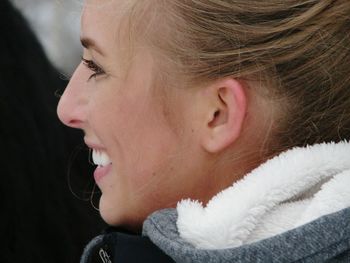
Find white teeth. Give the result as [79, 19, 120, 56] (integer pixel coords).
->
[92, 149, 112, 167]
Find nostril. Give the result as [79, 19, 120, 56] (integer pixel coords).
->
[57, 102, 83, 129]
[68, 119, 84, 128]
[57, 98, 87, 129]
[56, 90, 86, 129]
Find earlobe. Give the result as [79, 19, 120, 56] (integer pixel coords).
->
[202, 78, 247, 153]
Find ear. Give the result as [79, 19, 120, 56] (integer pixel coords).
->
[200, 78, 247, 153]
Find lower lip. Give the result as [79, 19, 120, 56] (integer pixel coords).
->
[94, 164, 112, 182]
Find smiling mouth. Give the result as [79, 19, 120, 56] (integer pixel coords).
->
[92, 149, 112, 167]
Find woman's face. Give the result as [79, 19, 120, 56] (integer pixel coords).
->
[57, 0, 215, 230]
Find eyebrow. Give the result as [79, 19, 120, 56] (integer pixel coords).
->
[80, 37, 105, 56]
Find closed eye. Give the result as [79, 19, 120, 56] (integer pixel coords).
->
[82, 57, 105, 81]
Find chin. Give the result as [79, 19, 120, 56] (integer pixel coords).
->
[98, 196, 122, 226]
[98, 197, 139, 231]
[100, 211, 119, 226]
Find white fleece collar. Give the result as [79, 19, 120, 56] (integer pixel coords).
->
[176, 141, 350, 249]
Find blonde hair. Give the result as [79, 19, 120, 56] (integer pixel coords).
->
[128, 0, 350, 152]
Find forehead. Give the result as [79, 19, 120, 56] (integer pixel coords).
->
[81, 0, 133, 49]
[81, 0, 156, 78]
[82, 2, 116, 33]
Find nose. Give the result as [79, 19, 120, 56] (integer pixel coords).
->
[57, 63, 89, 129]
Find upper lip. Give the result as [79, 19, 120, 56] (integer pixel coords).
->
[84, 137, 106, 151]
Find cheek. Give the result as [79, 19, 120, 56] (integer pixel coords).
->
[95, 100, 185, 226]
[91, 88, 178, 180]
[120, 111, 178, 188]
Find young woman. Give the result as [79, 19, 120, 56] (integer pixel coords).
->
[57, 0, 350, 262]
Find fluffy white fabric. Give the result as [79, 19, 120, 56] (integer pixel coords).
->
[177, 141, 350, 249]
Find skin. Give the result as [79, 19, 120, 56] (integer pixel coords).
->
[57, 0, 273, 231]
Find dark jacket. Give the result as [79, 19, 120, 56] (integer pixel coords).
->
[81, 207, 350, 263]
[80, 228, 174, 263]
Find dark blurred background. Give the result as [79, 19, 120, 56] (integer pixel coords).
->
[11, 0, 82, 75]
[1, 1, 106, 262]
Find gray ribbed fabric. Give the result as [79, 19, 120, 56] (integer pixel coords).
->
[143, 207, 350, 263]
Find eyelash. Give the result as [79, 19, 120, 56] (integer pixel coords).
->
[82, 57, 105, 80]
